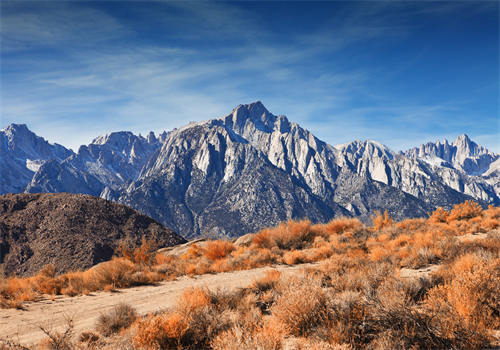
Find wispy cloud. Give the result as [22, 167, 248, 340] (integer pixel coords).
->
[1, 2, 126, 52]
[1, 1, 498, 153]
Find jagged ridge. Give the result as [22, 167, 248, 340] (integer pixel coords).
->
[1, 102, 498, 238]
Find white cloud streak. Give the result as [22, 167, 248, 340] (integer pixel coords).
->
[1, 1, 498, 153]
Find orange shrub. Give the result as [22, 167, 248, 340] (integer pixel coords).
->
[155, 253, 174, 265]
[252, 229, 274, 249]
[40, 264, 56, 278]
[183, 260, 210, 275]
[412, 229, 445, 250]
[397, 248, 410, 259]
[253, 220, 317, 249]
[484, 205, 500, 220]
[251, 270, 281, 292]
[481, 217, 499, 231]
[477, 205, 500, 231]
[210, 258, 232, 273]
[185, 263, 198, 275]
[32, 274, 64, 295]
[211, 323, 284, 350]
[375, 233, 391, 243]
[371, 210, 393, 231]
[425, 254, 500, 341]
[119, 237, 157, 265]
[0, 278, 35, 308]
[268, 220, 314, 250]
[396, 218, 427, 231]
[388, 233, 412, 250]
[204, 241, 235, 260]
[270, 276, 327, 336]
[447, 201, 483, 222]
[178, 288, 211, 313]
[133, 313, 188, 350]
[283, 250, 308, 265]
[182, 243, 205, 259]
[231, 246, 247, 258]
[307, 245, 333, 261]
[325, 217, 362, 235]
[369, 246, 390, 262]
[61, 272, 85, 296]
[428, 207, 449, 223]
[247, 248, 278, 268]
[93, 257, 136, 288]
[312, 236, 327, 248]
[347, 248, 366, 259]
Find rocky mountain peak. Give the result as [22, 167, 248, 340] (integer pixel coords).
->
[225, 101, 278, 133]
[2, 123, 44, 148]
[147, 131, 157, 144]
[454, 133, 471, 144]
[405, 134, 498, 176]
[336, 139, 395, 160]
[233, 101, 268, 116]
[92, 131, 140, 147]
[452, 133, 481, 157]
[2, 123, 31, 136]
[0, 124, 75, 193]
[1, 123, 72, 162]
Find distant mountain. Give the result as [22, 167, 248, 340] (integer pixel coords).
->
[1, 102, 498, 238]
[0, 193, 185, 277]
[0, 124, 73, 194]
[335, 138, 497, 208]
[405, 134, 498, 175]
[26, 131, 161, 197]
[403, 135, 500, 203]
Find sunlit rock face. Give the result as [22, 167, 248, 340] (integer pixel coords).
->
[119, 114, 346, 239]
[2, 102, 498, 238]
[25, 131, 161, 196]
[403, 135, 500, 203]
[0, 124, 74, 194]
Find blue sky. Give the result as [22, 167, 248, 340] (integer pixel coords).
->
[1, 1, 498, 152]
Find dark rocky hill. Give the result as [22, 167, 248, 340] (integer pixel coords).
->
[0, 193, 186, 277]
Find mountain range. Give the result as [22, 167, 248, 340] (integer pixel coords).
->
[1, 102, 498, 238]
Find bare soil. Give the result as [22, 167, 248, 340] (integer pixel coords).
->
[0, 263, 315, 346]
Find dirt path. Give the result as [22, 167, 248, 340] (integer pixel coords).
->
[0, 263, 314, 346]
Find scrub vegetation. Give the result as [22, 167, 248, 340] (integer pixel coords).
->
[1, 201, 499, 349]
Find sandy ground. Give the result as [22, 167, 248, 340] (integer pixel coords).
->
[0, 263, 314, 346]
[399, 264, 441, 279]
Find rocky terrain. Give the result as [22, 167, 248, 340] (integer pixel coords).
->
[0, 193, 185, 277]
[1, 102, 498, 238]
